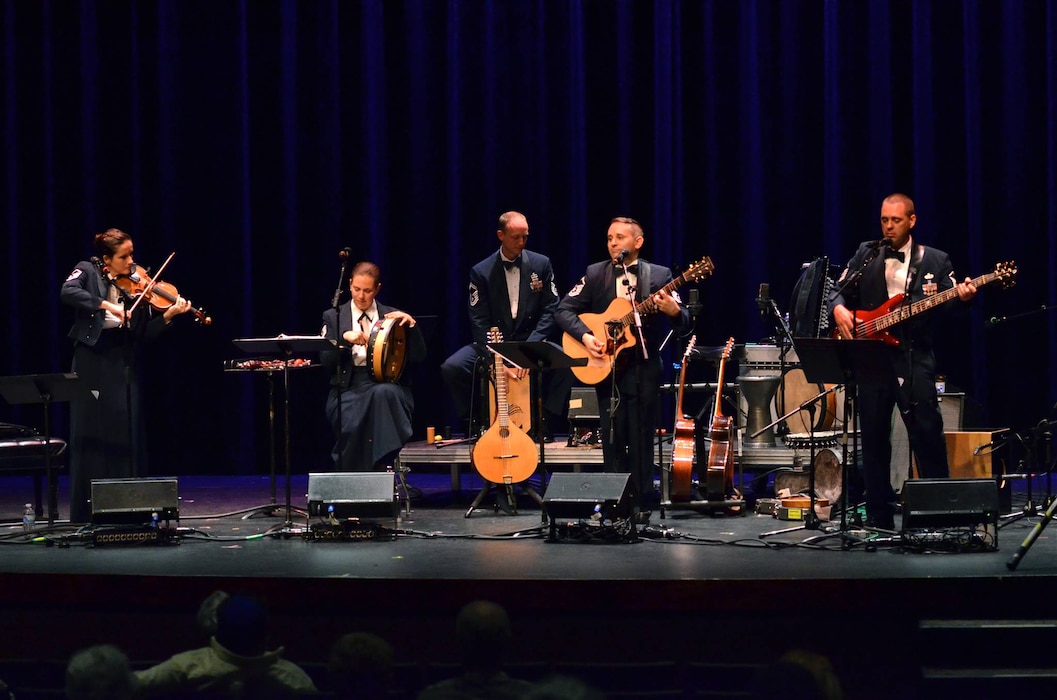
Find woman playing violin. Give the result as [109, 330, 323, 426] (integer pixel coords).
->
[60, 228, 192, 523]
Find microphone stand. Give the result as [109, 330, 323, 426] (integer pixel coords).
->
[331, 253, 350, 467]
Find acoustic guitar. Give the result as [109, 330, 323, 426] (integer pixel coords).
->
[562, 256, 714, 385]
[837, 261, 1016, 345]
[704, 338, 735, 503]
[670, 335, 697, 501]
[470, 328, 539, 485]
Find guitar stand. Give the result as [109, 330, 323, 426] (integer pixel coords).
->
[464, 477, 544, 518]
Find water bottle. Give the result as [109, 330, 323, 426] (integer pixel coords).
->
[22, 503, 35, 532]
[935, 374, 946, 395]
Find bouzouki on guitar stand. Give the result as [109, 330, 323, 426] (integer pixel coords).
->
[466, 328, 540, 518]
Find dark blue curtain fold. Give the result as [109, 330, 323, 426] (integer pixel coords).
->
[2, 0, 1054, 475]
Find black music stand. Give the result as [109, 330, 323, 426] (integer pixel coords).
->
[483, 341, 587, 524]
[233, 336, 337, 534]
[0, 373, 92, 525]
[790, 339, 896, 547]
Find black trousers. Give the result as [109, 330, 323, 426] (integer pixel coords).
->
[855, 346, 949, 522]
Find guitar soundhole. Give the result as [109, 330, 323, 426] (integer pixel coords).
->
[605, 321, 622, 340]
[499, 427, 509, 439]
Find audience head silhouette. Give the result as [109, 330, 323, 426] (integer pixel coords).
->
[328, 631, 394, 700]
[456, 599, 513, 672]
[214, 594, 270, 656]
[65, 644, 137, 700]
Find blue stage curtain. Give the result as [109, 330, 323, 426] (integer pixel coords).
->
[1, 0, 1054, 474]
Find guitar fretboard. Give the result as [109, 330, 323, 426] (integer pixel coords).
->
[858, 270, 1007, 336]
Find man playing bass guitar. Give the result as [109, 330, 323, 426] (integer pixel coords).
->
[830, 193, 977, 530]
[556, 217, 691, 524]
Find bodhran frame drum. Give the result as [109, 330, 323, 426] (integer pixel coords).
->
[779, 368, 840, 434]
[367, 318, 408, 383]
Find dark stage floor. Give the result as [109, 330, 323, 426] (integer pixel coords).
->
[3, 467, 1057, 698]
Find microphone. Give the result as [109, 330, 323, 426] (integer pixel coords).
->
[339, 247, 352, 260]
[756, 283, 770, 316]
[866, 238, 889, 249]
[613, 249, 630, 264]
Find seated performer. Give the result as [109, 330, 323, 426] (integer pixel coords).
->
[440, 211, 570, 438]
[555, 217, 690, 522]
[321, 261, 426, 471]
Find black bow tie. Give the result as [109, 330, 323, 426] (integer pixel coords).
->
[502, 257, 521, 271]
[615, 264, 639, 275]
[883, 248, 905, 262]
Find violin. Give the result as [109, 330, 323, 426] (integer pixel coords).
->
[113, 267, 212, 325]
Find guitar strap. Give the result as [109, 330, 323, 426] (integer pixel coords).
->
[905, 244, 924, 295]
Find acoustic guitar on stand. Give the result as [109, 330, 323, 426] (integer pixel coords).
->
[837, 261, 1017, 345]
[470, 328, 539, 485]
[704, 338, 737, 507]
[670, 335, 697, 501]
[562, 256, 715, 385]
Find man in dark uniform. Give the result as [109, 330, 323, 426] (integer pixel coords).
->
[830, 193, 977, 529]
[321, 261, 426, 471]
[440, 211, 569, 437]
[555, 217, 689, 522]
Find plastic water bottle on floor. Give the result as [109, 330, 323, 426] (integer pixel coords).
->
[22, 503, 35, 532]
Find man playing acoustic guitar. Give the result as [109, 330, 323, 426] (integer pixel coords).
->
[830, 193, 977, 530]
[556, 217, 690, 523]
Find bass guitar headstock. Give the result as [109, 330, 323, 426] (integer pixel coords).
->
[994, 261, 1018, 289]
[487, 326, 504, 344]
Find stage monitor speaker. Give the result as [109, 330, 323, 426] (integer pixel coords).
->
[543, 473, 632, 520]
[90, 477, 179, 525]
[890, 393, 964, 492]
[901, 477, 999, 531]
[307, 472, 396, 519]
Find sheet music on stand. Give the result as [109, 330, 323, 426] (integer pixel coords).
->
[232, 335, 337, 534]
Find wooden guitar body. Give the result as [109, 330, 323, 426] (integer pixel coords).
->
[562, 298, 635, 385]
[471, 420, 539, 484]
[670, 417, 696, 501]
[704, 414, 733, 501]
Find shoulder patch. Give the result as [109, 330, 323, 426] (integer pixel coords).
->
[469, 282, 480, 307]
[568, 277, 586, 297]
[65, 268, 83, 282]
